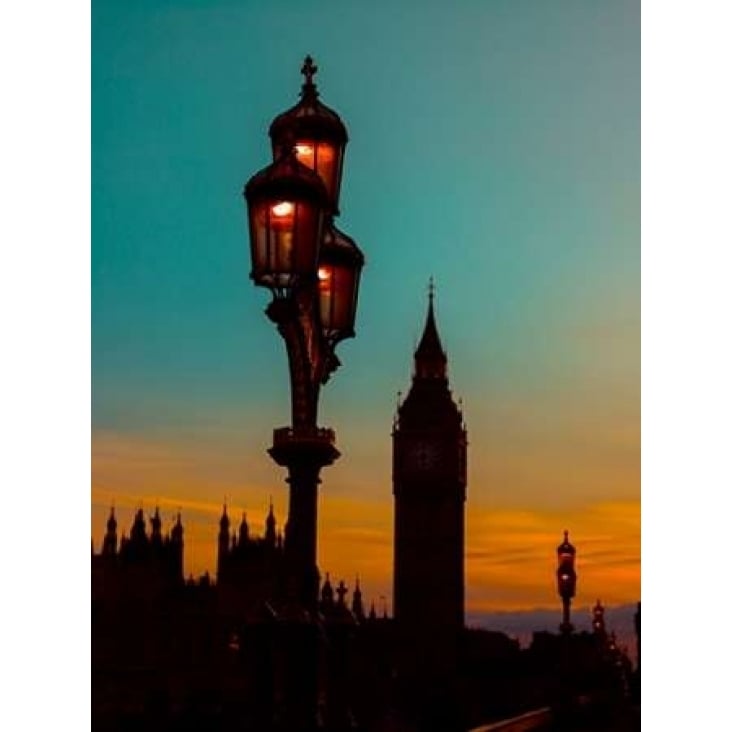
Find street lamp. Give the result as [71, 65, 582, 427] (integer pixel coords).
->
[243, 56, 364, 611]
[592, 598, 606, 637]
[557, 529, 577, 634]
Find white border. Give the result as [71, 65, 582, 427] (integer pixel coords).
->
[642, 0, 732, 727]
[0, 1, 90, 728]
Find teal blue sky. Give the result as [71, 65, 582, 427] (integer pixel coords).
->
[93, 0, 639, 601]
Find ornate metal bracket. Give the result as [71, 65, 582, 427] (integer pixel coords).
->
[265, 282, 340, 429]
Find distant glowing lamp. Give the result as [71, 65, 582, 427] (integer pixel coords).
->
[556, 530, 577, 599]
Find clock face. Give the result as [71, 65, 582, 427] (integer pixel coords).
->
[406, 440, 440, 472]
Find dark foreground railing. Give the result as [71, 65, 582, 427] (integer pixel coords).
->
[469, 706, 552, 732]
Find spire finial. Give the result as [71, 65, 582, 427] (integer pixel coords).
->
[414, 282, 447, 378]
[336, 580, 348, 605]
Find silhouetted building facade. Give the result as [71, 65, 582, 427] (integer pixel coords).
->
[92, 506, 184, 605]
[392, 287, 467, 683]
[92, 505, 637, 731]
[216, 501, 287, 621]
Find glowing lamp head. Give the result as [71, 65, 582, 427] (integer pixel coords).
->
[556, 530, 577, 598]
[269, 56, 348, 214]
[317, 220, 364, 343]
[244, 150, 327, 295]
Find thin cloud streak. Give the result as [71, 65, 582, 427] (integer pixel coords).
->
[93, 431, 638, 611]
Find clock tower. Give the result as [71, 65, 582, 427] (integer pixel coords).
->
[392, 284, 467, 681]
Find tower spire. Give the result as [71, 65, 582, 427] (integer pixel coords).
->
[265, 498, 276, 546]
[352, 576, 364, 620]
[102, 505, 118, 556]
[217, 503, 230, 578]
[414, 279, 447, 380]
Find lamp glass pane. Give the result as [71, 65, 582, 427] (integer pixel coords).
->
[294, 139, 340, 208]
[318, 261, 357, 336]
[249, 201, 272, 285]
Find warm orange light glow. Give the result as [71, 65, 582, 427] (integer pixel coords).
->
[318, 267, 331, 282]
[272, 201, 294, 217]
[92, 431, 640, 613]
[316, 144, 335, 163]
[294, 142, 336, 177]
[295, 143, 315, 168]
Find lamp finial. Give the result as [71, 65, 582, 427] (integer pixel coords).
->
[301, 55, 319, 97]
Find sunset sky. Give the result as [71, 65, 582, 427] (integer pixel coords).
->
[92, 0, 639, 613]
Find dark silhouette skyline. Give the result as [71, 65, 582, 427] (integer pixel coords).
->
[92, 292, 638, 730]
[92, 0, 640, 612]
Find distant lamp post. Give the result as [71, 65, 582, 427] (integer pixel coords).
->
[243, 56, 364, 610]
[557, 530, 577, 634]
[592, 598, 606, 638]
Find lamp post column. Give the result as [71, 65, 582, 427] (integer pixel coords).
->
[269, 426, 339, 610]
[263, 286, 341, 611]
[555, 530, 578, 726]
[557, 529, 577, 635]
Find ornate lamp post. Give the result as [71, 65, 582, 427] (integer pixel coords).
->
[557, 530, 577, 634]
[243, 56, 364, 612]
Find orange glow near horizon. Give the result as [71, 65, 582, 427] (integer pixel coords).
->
[92, 430, 639, 613]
